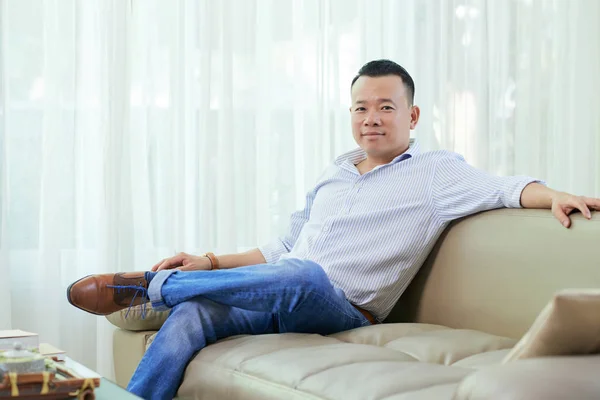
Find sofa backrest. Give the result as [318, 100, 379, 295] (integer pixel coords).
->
[386, 209, 600, 339]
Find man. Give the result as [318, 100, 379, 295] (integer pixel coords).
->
[67, 60, 600, 399]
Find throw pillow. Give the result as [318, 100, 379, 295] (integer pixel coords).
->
[503, 288, 600, 362]
[105, 304, 170, 331]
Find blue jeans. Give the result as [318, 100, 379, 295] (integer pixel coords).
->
[126, 258, 370, 400]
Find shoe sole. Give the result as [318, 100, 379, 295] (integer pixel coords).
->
[66, 275, 107, 316]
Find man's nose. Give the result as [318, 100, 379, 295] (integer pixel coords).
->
[363, 111, 381, 126]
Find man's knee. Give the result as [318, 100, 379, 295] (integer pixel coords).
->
[279, 259, 329, 291]
[171, 297, 226, 319]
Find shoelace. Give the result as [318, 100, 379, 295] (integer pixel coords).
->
[106, 284, 149, 319]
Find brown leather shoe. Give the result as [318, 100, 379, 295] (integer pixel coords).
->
[66, 272, 150, 315]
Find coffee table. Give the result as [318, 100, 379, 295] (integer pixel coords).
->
[95, 378, 141, 399]
[63, 357, 141, 399]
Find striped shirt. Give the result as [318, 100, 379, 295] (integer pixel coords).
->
[259, 140, 538, 321]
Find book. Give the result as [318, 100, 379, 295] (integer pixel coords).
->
[0, 329, 39, 351]
[39, 342, 66, 361]
[62, 357, 100, 378]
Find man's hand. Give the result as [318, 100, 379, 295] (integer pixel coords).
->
[551, 192, 600, 228]
[521, 183, 600, 228]
[151, 252, 212, 272]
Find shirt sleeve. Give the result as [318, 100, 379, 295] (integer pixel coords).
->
[432, 152, 544, 222]
[258, 185, 318, 264]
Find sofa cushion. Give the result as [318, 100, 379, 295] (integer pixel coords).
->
[163, 323, 515, 400]
[452, 349, 511, 369]
[454, 355, 600, 400]
[503, 289, 600, 362]
[331, 324, 516, 365]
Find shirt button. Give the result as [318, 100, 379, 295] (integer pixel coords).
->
[323, 225, 330, 232]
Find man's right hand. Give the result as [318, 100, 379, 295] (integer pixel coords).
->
[151, 252, 212, 272]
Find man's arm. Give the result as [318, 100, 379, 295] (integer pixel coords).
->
[520, 182, 600, 228]
[152, 248, 266, 272]
[432, 152, 539, 222]
[213, 248, 266, 269]
[256, 186, 319, 263]
[431, 152, 600, 228]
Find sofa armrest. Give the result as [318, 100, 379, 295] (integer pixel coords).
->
[113, 329, 158, 388]
[106, 306, 169, 387]
[453, 355, 600, 400]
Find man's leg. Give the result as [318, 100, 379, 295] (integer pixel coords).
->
[68, 258, 370, 397]
[126, 298, 274, 400]
[129, 258, 369, 398]
[148, 258, 370, 335]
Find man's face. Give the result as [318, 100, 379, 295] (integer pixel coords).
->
[350, 75, 419, 160]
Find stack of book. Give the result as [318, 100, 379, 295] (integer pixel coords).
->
[0, 329, 66, 361]
[0, 329, 38, 351]
[39, 342, 66, 361]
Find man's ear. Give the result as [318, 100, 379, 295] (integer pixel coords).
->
[409, 106, 421, 130]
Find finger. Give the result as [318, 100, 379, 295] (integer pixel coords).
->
[176, 265, 199, 272]
[156, 253, 185, 271]
[156, 259, 177, 271]
[552, 206, 570, 228]
[176, 264, 196, 272]
[151, 259, 166, 272]
[583, 197, 600, 211]
[562, 206, 574, 215]
[572, 198, 591, 219]
[155, 261, 172, 271]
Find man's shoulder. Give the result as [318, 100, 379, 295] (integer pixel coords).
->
[413, 149, 466, 164]
[310, 162, 345, 188]
[326, 147, 468, 174]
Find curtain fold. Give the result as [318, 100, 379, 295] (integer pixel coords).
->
[1, 0, 599, 378]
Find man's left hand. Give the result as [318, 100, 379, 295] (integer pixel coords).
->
[551, 192, 600, 228]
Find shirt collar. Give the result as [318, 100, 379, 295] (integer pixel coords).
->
[336, 139, 420, 171]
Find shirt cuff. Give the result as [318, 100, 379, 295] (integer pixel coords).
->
[258, 239, 290, 264]
[505, 177, 546, 208]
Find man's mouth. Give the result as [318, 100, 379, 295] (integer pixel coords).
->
[362, 132, 385, 136]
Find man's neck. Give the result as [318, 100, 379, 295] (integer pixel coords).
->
[356, 148, 408, 174]
[356, 158, 386, 174]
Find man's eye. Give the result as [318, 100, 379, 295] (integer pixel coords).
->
[382, 106, 394, 110]
[354, 107, 366, 112]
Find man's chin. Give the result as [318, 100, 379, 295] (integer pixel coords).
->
[360, 142, 389, 154]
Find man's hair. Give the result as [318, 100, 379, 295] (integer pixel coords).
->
[351, 59, 415, 105]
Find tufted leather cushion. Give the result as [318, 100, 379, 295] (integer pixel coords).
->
[142, 323, 516, 399]
[454, 355, 600, 400]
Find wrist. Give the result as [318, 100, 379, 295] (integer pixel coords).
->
[521, 182, 555, 209]
[549, 189, 562, 205]
[201, 252, 219, 270]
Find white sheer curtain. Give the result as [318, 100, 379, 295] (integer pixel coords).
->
[1, 0, 598, 378]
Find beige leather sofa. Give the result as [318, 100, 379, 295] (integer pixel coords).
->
[108, 209, 600, 399]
